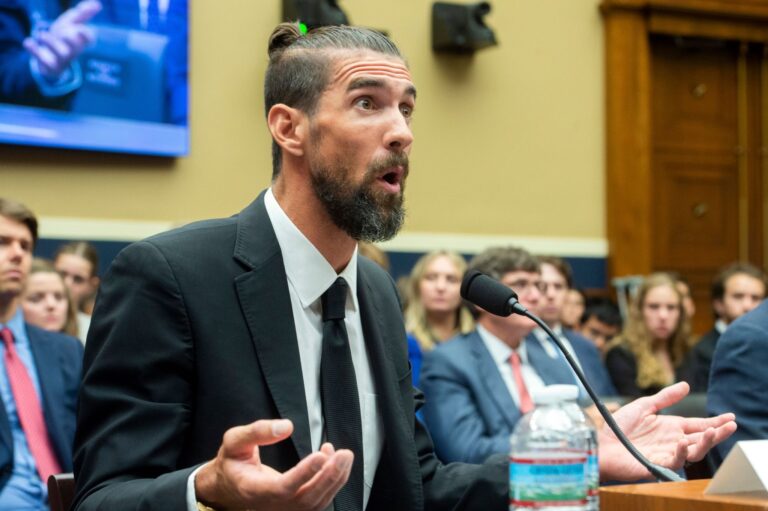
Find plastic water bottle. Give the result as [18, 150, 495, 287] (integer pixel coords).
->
[563, 397, 599, 511]
[509, 385, 592, 511]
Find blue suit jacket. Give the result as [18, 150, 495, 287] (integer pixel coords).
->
[0, 323, 83, 490]
[707, 299, 768, 467]
[560, 329, 617, 398]
[420, 330, 576, 463]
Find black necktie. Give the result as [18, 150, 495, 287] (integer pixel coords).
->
[320, 277, 363, 511]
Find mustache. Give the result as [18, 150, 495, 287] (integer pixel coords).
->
[367, 152, 410, 178]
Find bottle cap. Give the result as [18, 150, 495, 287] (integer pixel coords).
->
[531, 384, 579, 405]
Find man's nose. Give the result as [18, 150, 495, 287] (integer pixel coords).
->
[384, 112, 413, 151]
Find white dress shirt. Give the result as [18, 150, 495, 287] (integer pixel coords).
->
[188, 189, 383, 509]
[477, 325, 546, 408]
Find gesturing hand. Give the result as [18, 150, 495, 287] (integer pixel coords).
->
[23, 0, 102, 80]
[195, 419, 353, 511]
[598, 382, 737, 481]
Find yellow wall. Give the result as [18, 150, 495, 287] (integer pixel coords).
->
[1, 0, 605, 244]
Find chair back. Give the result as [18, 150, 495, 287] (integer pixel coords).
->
[48, 473, 76, 511]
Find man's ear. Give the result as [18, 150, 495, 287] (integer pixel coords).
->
[267, 104, 306, 158]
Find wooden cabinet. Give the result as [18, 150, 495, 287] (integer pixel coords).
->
[601, 0, 768, 334]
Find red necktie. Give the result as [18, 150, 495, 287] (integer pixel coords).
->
[0, 328, 61, 483]
[509, 351, 534, 414]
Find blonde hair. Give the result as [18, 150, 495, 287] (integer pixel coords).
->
[26, 258, 79, 338]
[608, 273, 691, 390]
[404, 250, 474, 351]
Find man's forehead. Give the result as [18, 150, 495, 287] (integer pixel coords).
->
[329, 50, 413, 88]
[0, 215, 31, 238]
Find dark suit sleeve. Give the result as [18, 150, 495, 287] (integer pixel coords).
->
[72, 241, 197, 510]
[420, 348, 510, 464]
[605, 345, 641, 398]
[707, 318, 768, 466]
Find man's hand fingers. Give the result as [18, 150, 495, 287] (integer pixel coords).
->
[221, 419, 293, 460]
[57, 0, 102, 26]
[292, 450, 353, 509]
[23, 38, 59, 76]
[681, 412, 736, 435]
[645, 382, 690, 413]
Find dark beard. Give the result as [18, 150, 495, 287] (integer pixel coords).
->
[310, 153, 408, 242]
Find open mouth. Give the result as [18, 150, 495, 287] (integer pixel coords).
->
[377, 167, 404, 193]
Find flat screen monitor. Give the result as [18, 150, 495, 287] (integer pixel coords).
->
[0, 0, 188, 156]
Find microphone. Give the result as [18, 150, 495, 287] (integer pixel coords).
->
[461, 270, 683, 482]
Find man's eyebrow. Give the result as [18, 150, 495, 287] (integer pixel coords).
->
[347, 78, 418, 99]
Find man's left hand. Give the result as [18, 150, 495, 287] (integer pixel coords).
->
[598, 382, 736, 481]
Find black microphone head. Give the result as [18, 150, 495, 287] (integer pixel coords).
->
[461, 270, 519, 317]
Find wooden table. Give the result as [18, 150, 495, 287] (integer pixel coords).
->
[600, 479, 768, 511]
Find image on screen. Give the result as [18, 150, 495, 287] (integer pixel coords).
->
[0, 0, 188, 156]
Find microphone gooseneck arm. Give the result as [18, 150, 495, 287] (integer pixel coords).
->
[462, 271, 683, 482]
[512, 299, 683, 482]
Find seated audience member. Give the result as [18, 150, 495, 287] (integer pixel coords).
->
[22, 258, 78, 338]
[534, 256, 617, 397]
[605, 273, 691, 398]
[0, 198, 83, 509]
[421, 247, 581, 463]
[404, 250, 474, 386]
[54, 240, 100, 342]
[561, 287, 586, 330]
[681, 262, 767, 392]
[708, 298, 768, 466]
[577, 299, 623, 356]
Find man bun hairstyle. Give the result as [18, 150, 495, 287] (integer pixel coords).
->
[264, 22, 404, 178]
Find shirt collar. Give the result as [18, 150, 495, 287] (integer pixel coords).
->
[477, 324, 528, 365]
[1, 307, 27, 346]
[715, 319, 727, 334]
[264, 188, 358, 310]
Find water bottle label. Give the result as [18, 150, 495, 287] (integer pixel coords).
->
[587, 453, 598, 496]
[509, 456, 588, 507]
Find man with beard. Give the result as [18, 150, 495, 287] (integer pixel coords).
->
[72, 22, 736, 511]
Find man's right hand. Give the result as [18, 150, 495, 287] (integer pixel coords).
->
[23, 0, 102, 80]
[194, 419, 353, 511]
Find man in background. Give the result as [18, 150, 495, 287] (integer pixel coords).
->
[577, 299, 622, 357]
[534, 256, 617, 397]
[0, 197, 83, 509]
[681, 262, 767, 392]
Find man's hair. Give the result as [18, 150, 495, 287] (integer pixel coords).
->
[467, 246, 540, 281]
[264, 22, 404, 178]
[537, 255, 573, 288]
[711, 262, 767, 301]
[0, 197, 38, 246]
[581, 299, 623, 329]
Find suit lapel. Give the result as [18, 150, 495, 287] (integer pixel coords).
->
[233, 194, 312, 459]
[470, 333, 521, 428]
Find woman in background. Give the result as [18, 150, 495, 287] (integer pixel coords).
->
[404, 250, 474, 386]
[54, 240, 100, 341]
[605, 273, 691, 397]
[22, 258, 79, 338]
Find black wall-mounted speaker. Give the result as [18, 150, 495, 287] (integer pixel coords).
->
[282, 0, 350, 29]
[432, 2, 497, 53]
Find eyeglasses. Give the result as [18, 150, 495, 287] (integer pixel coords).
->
[508, 279, 546, 294]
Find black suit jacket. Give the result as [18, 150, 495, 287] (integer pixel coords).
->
[679, 328, 721, 393]
[73, 192, 506, 510]
[0, 323, 83, 490]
